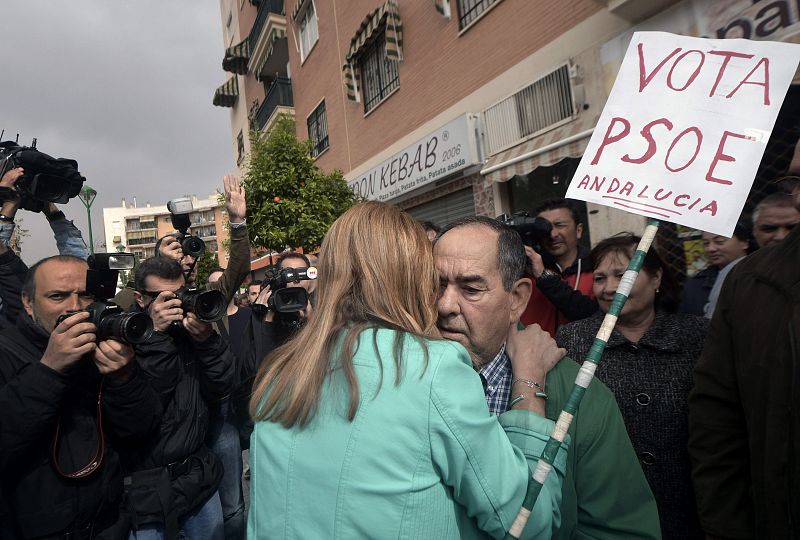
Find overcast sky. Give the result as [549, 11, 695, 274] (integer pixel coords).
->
[2, 1, 233, 263]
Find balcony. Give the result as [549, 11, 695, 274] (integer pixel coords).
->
[249, 0, 285, 53]
[482, 64, 577, 156]
[255, 77, 294, 130]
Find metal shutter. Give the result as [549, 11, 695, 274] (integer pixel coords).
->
[405, 188, 476, 229]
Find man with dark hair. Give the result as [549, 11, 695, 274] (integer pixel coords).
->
[125, 257, 235, 539]
[0, 254, 160, 538]
[522, 198, 597, 337]
[147, 177, 249, 310]
[689, 180, 800, 538]
[244, 281, 260, 306]
[434, 216, 660, 540]
[752, 191, 799, 248]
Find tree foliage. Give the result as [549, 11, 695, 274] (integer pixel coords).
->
[243, 114, 362, 252]
[195, 250, 219, 287]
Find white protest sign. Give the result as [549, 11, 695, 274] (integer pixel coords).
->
[566, 31, 800, 236]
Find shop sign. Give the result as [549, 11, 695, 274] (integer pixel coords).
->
[348, 114, 481, 202]
[567, 31, 800, 236]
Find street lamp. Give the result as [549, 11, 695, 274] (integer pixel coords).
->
[78, 185, 97, 254]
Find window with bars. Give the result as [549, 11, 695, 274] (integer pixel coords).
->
[457, 0, 500, 29]
[359, 29, 400, 113]
[307, 100, 329, 157]
[299, 2, 319, 62]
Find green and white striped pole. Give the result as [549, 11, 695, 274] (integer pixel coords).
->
[505, 219, 661, 540]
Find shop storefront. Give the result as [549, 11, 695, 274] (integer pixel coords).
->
[347, 113, 484, 228]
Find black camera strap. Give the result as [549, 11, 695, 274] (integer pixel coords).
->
[52, 379, 105, 479]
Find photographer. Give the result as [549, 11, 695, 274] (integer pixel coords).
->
[158, 176, 249, 301]
[0, 255, 161, 539]
[521, 198, 597, 337]
[125, 257, 234, 539]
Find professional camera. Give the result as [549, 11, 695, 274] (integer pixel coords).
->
[0, 141, 86, 212]
[166, 197, 205, 259]
[497, 212, 553, 253]
[56, 253, 153, 345]
[174, 287, 227, 322]
[265, 266, 318, 314]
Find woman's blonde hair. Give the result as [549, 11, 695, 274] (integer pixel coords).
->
[249, 201, 441, 427]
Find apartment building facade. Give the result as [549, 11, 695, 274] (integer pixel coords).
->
[214, 0, 800, 274]
[276, 0, 800, 274]
[102, 195, 232, 266]
[214, 0, 294, 174]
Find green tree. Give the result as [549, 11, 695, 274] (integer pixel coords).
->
[243, 114, 362, 252]
[195, 250, 219, 287]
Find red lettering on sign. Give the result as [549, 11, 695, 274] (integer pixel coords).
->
[706, 131, 747, 185]
[665, 127, 703, 172]
[726, 57, 771, 105]
[591, 117, 630, 165]
[667, 50, 705, 91]
[707, 50, 754, 97]
[622, 118, 673, 164]
[638, 44, 682, 92]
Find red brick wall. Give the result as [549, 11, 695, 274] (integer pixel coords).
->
[286, 0, 602, 173]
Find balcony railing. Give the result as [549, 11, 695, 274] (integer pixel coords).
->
[256, 77, 293, 130]
[249, 0, 285, 53]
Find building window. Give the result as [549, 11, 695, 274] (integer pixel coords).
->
[307, 100, 329, 157]
[359, 28, 400, 113]
[457, 0, 500, 29]
[237, 130, 245, 165]
[298, 1, 319, 62]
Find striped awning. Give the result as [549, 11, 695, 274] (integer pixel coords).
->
[291, 0, 309, 21]
[213, 77, 239, 108]
[222, 38, 250, 75]
[342, 0, 403, 103]
[480, 113, 598, 184]
[256, 28, 288, 81]
[434, 0, 451, 19]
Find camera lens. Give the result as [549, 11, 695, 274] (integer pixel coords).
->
[182, 236, 205, 258]
[118, 312, 153, 344]
[182, 289, 226, 322]
[98, 310, 153, 345]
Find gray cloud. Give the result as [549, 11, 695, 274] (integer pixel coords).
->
[1, 1, 234, 263]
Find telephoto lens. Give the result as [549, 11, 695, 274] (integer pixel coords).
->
[176, 288, 226, 322]
[95, 309, 153, 345]
[56, 302, 153, 345]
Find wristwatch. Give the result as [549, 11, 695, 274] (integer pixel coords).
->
[537, 269, 560, 282]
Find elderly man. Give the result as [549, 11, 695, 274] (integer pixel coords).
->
[751, 191, 799, 248]
[434, 216, 660, 540]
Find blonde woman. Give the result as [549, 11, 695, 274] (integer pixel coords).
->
[248, 202, 568, 539]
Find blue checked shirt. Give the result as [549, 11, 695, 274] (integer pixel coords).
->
[479, 344, 513, 416]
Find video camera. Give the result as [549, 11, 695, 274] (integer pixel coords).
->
[173, 287, 227, 323]
[166, 197, 205, 259]
[264, 266, 318, 314]
[497, 212, 553, 254]
[0, 141, 86, 212]
[56, 253, 153, 345]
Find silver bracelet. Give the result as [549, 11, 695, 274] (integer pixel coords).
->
[512, 378, 547, 399]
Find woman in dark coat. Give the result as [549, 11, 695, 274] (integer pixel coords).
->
[556, 234, 707, 540]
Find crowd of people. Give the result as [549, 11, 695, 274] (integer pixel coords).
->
[0, 147, 798, 540]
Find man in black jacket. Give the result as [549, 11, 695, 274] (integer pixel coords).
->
[0, 255, 161, 539]
[126, 257, 234, 540]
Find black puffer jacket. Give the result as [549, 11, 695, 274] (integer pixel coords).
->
[0, 315, 161, 539]
[124, 323, 235, 470]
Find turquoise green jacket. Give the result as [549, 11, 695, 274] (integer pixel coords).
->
[248, 328, 569, 539]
